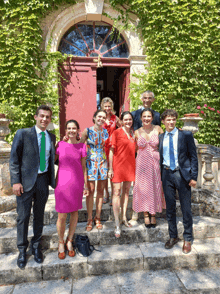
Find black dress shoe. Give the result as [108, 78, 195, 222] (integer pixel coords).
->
[32, 248, 43, 263]
[145, 223, 151, 228]
[165, 237, 180, 249]
[17, 252, 27, 269]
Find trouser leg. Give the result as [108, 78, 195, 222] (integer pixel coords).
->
[17, 187, 35, 252]
[31, 174, 49, 249]
[162, 169, 178, 238]
[175, 171, 193, 241]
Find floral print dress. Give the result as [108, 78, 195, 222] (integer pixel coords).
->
[86, 126, 109, 181]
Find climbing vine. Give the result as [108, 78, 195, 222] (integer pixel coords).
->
[0, 0, 75, 142]
[109, 0, 220, 146]
[0, 0, 220, 146]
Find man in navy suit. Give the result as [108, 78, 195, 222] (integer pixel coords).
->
[132, 91, 161, 130]
[10, 105, 56, 269]
[159, 109, 198, 254]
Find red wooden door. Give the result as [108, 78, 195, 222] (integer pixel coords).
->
[119, 68, 130, 117]
[59, 60, 97, 138]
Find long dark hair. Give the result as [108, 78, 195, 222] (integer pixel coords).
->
[65, 119, 80, 141]
[141, 108, 154, 119]
[121, 111, 134, 128]
[92, 109, 107, 123]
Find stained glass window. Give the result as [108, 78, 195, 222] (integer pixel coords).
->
[58, 21, 129, 58]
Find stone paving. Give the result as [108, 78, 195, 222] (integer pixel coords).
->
[1, 189, 220, 293]
[1, 268, 220, 293]
[1, 237, 220, 286]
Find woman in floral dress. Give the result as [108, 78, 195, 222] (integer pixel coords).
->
[80, 110, 108, 231]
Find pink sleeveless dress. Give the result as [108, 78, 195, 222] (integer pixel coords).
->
[133, 133, 166, 214]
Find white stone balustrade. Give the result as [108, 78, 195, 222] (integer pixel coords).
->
[197, 144, 220, 194]
[0, 118, 12, 196]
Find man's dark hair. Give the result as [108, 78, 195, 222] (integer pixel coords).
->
[161, 109, 178, 120]
[35, 105, 52, 116]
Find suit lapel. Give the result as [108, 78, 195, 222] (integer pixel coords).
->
[177, 129, 183, 160]
[159, 133, 164, 153]
[159, 133, 165, 166]
[30, 126, 39, 157]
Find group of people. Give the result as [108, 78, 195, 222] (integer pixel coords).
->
[9, 91, 198, 270]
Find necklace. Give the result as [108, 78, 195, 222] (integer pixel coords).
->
[143, 125, 153, 134]
[122, 127, 133, 140]
[94, 125, 102, 132]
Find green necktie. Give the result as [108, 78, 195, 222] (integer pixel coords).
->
[40, 131, 46, 172]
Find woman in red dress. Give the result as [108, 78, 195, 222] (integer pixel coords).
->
[108, 111, 136, 238]
[101, 97, 122, 204]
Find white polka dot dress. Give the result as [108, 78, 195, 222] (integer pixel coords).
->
[133, 133, 166, 214]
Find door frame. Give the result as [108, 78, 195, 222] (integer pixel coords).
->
[59, 56, 130, 136]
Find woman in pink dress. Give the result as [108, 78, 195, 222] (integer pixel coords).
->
[55, 120, 88, 259]
[133, 108, 166, 228]
[101, 97, 122, 204]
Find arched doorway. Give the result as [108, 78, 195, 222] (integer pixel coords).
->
[58, 21, 130, 137]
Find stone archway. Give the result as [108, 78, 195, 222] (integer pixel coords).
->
[44, 0, 148, 93]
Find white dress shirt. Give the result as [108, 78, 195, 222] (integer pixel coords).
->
[162, 127, 179, 168]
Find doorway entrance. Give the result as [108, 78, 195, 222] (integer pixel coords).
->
[58, 57, 130, 138]
[97, 67, 129, 117]
[58, 21, 130, 138]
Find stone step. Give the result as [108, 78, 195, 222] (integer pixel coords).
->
[0, 193, 206, 228]
[1, 216, 220, 254]
[1, 237, 220, 286]
[1, 267, 220, 293]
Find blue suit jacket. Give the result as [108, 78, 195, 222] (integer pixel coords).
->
[10, 126, 56, 192]
[131, 108, 161, 131]
[159, 129, 198, 183]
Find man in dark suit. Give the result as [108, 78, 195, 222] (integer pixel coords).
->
[159, 109, 198, 254]
[10, 105, 56, 269]
[131, 90, 161, 130]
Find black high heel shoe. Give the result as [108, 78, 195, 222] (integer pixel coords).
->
[151, 215, 157, 228]
[144, 213, 151, 228]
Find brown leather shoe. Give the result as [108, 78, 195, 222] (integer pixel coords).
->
[182, 241, 191, 254]
[165, 237, 180, 249]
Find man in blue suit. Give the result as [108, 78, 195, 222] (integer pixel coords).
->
[159, 109, 198, 254]
[131, 91, 161, 130]
[10, 105, 56, 269]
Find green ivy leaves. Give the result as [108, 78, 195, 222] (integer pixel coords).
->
[111, 0, 220, 146]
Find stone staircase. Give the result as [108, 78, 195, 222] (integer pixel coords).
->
[1, 189, 220, 293]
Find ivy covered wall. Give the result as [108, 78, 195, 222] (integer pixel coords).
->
[109, 0, 220, 146]
[0, 0, 220, 146]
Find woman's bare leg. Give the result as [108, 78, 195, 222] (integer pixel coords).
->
[86, 181, 95, 220]
[103, 179, 110, 203]
[121, 181, 132, 224]
[112, 182, 122, 227]
[66, 211, 78, 251]
[96, 180, 106, 218]
[57, 213, 67, 253]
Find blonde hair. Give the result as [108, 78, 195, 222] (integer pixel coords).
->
[101, 97, 116, 115]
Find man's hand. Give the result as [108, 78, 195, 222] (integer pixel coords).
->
[189, 179, 197, 188]
[13, 183, 24, 196]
